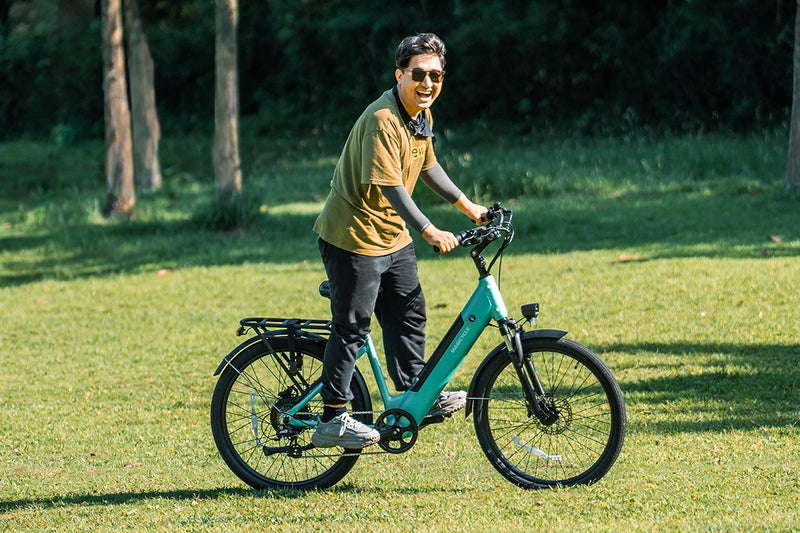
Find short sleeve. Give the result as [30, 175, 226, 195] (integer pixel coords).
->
[362, 128, 404, 187]
[421, 136, 437, 171]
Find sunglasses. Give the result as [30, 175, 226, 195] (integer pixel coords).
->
[402, 68, 445, 83]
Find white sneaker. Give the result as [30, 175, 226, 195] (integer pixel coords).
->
[426, 390, 467, 417]
[311, 412, 381, 449]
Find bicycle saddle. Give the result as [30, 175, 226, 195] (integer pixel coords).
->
[318, 281, 331, 299]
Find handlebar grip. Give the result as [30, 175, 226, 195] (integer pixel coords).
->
[432, 229, 473, 254]
[455, 228, 473, 244]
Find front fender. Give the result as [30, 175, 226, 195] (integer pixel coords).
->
[465, 329, 567, 417]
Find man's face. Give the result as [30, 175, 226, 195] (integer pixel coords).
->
[395, 53, 444, 118]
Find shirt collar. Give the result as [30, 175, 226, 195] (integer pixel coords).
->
[392, 86, 434, 138]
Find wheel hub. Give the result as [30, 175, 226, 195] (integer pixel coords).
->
[269, 394, 313, 434]
[539, 394, 572, 435]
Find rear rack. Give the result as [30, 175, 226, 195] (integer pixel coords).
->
[237, 317, 332, 342]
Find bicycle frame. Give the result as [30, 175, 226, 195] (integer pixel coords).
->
[282, 274, 509, 428]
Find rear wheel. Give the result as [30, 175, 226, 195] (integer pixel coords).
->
[210, 337, 372, 490]
[472, 337, 625, 489]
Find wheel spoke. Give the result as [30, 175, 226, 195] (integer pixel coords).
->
[473, 338, 625, 488]
[211, 339, 368, 489]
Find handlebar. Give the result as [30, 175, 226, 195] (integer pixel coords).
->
[453, 226, 501, 248]
[433, 201, 512, 254]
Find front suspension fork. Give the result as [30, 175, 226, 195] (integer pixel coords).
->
[500, 320, 559, 425]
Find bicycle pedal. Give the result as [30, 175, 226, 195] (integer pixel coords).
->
[419, 414, 447, 428]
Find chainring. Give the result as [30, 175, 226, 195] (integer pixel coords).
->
[375, 408, 418, 454]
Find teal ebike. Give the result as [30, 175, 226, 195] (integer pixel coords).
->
[210, 203, 626, 490]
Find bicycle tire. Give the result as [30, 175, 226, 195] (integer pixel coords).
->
[472, 337, 626, 489]
[210, 337, 372, 490]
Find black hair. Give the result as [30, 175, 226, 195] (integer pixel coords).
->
[394, 33, 446, 69]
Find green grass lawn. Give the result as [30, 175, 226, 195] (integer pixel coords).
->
[1, 130, 799, 531]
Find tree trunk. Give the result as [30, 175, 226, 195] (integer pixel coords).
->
[213, 0, 242, 202]
[101, 0, 135, 216]
[786, 0, 800, 190]
[124, 0, 162, 192]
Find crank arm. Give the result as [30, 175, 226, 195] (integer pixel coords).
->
[263, 442, 315, 457]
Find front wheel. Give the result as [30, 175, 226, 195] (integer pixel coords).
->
[210, 337, 372, 490]
[472, 337, 626, 489]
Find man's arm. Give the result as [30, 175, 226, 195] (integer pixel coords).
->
[381, 185, 430, 234]
[420, 163, 462, 203]
[381, 185, 459, 253]
[421, 163, 487, 224]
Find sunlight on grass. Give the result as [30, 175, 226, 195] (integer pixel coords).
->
[261, 201, 324, 216]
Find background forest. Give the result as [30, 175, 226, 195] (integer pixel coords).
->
[0, 0, 795, 141]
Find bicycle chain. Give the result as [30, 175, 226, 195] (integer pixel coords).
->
[273, 398, 498, 459]
[344, 396, 489, 417]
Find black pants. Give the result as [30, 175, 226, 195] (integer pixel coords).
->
[318, 238, 427, 405]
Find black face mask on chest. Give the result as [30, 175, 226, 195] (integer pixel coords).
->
[393, 86, 434, 138]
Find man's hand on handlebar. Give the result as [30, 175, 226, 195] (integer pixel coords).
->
[427, 201, 510, 254]
[422, 225, 460, 254]
[453, 195, 489, 226]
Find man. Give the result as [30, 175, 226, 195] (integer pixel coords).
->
[312, 33, 487, 449]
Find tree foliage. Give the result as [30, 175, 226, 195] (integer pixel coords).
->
[0, 0, 794, 140]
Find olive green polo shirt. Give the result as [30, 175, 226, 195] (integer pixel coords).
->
[313, 89, 437, 256]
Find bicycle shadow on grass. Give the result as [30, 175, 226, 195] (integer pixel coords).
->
[0, 487, 250, 514]
[0, 483, 478, 514]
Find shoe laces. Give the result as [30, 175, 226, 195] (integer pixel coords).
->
[341, 414, 362, 430]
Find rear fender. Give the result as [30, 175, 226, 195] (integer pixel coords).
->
[213, 336, 271, 376]
[465, 329, 567, 417]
